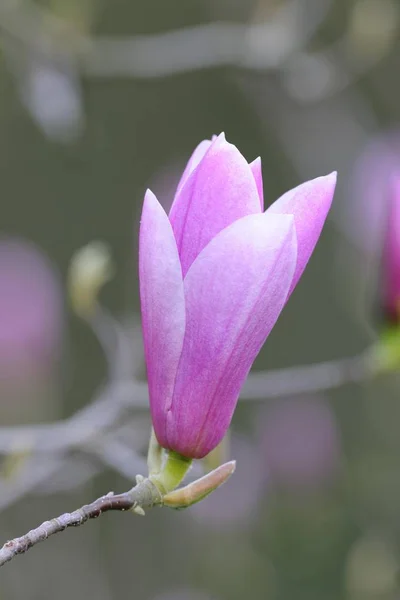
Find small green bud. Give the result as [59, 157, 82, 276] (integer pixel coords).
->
[163, 460, 236, 509]
[371, 326, 400, 374]
[68, 241, 113, 318]
[149, 449, 192, 495]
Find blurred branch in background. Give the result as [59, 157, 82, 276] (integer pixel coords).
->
[0, 293, 386, 567]
[0, 0, 332, 76]
[0, 0, 397, 167]
[0, 347, 376, 456]
[279, 0, 399, 102]
[0, 0, 397, 101]
[0, 303, 381, 520]
[82, 0, 331, 77]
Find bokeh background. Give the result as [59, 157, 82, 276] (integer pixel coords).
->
[1, 0, 400, 598]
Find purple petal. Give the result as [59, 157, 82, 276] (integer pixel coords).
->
[267, 172, 336, 296]
[169, 133, 262, 277]
[165, 212, 297, 458]
[139, 190, 186, 447]
[250, 157, 264, 210]
[175, 139, 213, 197]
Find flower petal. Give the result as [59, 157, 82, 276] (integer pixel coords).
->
[175, 138, 213, 197]
[139, 189, 186, 447]
[267, 172, 336, 296]
[250, 157, 264, 210]
[169, 133, 262, 277]
[165, 212, 297, 458]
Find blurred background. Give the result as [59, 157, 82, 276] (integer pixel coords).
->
[1, 0, 400, 598]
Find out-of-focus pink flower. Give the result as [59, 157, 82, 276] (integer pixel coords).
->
[383, 177, 400, 322]
[0, 238, 62, 378]
[347, 131, 400, 323]
[139, 133, 336, 459]
[348, 132, 400, 257]
[259, 397, 341, 491]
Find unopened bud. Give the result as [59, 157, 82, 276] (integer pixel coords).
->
[163, 460, 236, 509]
[68, 241, 113, 318]
[371, 328, 400, 374]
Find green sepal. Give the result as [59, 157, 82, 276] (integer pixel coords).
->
[163, 460, 236, 509]
[149, 449, 192, 495]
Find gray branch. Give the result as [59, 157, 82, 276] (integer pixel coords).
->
[241, 351, 374, 400]
[0, 478, 162, 568]
[0, 351, 375, 455]
[0, 350, 378, 567]
[0, 0, 332, 77]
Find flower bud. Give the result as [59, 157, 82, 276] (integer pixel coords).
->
[382, 177, 400, 323]
[68, 241, 113, 318]
[163, 461, 236, 509]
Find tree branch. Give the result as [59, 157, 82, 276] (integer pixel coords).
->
[0, 349, 379, 567]
[0, 351, 375, 455]
[241, 351, 374, 400]
[0, 0, 332, 77]
[0, 478, 162, 568]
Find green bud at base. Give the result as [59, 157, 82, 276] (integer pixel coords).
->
[149, 449, 192, 495]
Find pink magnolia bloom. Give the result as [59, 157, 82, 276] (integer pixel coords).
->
[383, 177, 400, 322]
[347, 132, 400, 323]
[140, 133, 336, 459]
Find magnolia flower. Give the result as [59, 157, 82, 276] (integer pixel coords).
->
[344, 132, 400, 324]
[383, 177, 400, 322]
[140, 133, 336, 459]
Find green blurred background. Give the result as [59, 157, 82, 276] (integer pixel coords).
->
[1, 0, 400, 598]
